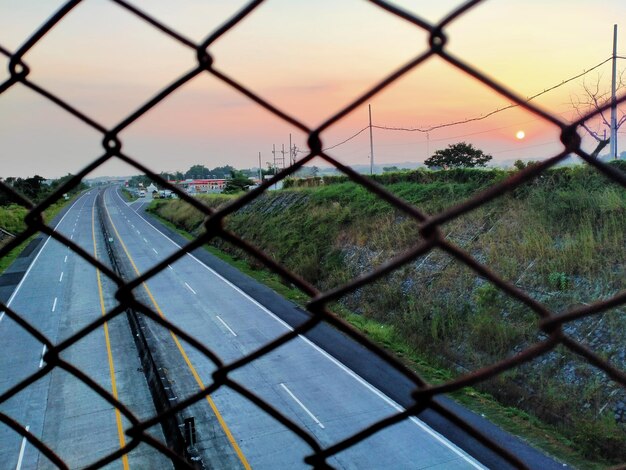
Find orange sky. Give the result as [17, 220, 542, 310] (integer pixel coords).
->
[1, 0, 626, 177]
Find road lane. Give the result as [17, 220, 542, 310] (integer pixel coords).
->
[0, 191, 170, 469]
[105, 187, 485, 469]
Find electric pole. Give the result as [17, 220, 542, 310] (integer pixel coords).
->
[258, 152, 262, 181]
[368, 104, 374, 175]
[272, 144, 277, 175]
[610, 24, 618, 160]
[281, 144, 286, 169]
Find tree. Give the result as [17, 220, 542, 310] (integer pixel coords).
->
[571, 72, 626, 158]
[128, 175, 152, 188]
[513, 160, 538, 171]
[210, 165, 236, 179]
[15, 175, 47, 201]
[184, 164, 210, 179]
[222, 170, 253, 194]
[50, 173, 87, 194]
[424, 142, 492, 169]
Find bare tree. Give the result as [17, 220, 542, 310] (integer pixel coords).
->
[571, 72, 626, 158]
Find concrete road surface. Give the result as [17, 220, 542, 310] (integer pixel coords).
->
[0, 191, 170, 469]
[105, 187, 486, 469]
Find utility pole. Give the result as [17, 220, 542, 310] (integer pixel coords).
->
[258, 152, 262, 181]
[426, 132, 430, 160]
[368, 104, 374, 175]
[272, 144, 277, 175]
[610, 24, 618, 160]
[289, 133, 293, 165]
[281, 144, 287, 169]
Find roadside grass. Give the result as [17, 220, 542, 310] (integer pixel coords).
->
[0, 196, 80, 274]
[147, 207, 616, 470]
[120, 188, 138, 202]
[0, 238, 32, 275]
[149, 164, 626, 466]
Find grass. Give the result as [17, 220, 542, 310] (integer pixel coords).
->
[147, 205, 619, 470]
[120, 188, 138, 202]
[0, 195, 80, 274]
[149, 164, 626, 467]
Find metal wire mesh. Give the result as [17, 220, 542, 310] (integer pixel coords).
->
[1, 1, 625, 468]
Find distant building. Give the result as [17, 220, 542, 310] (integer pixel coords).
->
[168, 178, 227, 194]
[146, 183, 158, 194]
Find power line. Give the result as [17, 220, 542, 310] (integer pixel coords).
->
[375, 110, 575, 148]
[295, 126, 370, 153]
[291, 56, 623, 158]
[309, 56, 619, 155]
[373, 57, 614, 134]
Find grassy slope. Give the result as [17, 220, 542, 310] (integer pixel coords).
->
[150, 164, 626, 468]
[0, 197, 79, 274]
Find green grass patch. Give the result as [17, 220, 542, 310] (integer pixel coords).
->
[0, 195, 81, 274]
[120, 188, 138, 202]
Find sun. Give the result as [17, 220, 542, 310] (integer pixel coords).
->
[516, 130, 526, 140]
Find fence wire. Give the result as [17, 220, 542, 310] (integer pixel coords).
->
[1, 1, 625, 469]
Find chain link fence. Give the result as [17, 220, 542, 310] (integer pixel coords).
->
[1, 1, 625, 468]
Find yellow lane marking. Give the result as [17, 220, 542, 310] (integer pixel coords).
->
[92, 199, 130, 470]
[102, 190, 251, 470]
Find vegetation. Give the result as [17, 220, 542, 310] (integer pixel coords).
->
[0, 173, 86, 206]
[0, 173, 87, 273]
[0, 197, 79, 273]
[222, 170, 254, 194]
[424, 142, 492, 169]
[150, 162, 626, 467]
[126, 164, 255, 189]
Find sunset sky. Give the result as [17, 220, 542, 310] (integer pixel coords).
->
[1, 0, 626, 178]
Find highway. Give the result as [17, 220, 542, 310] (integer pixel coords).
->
[103, 186, 486, 469]
[0, 191, 170, 469]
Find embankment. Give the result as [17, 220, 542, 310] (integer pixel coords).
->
[150, 164, 626, 465]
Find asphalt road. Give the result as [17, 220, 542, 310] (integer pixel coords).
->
[104, 187, 488, 469]
[0, 191, 170, 469]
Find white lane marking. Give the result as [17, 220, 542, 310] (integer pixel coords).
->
[114, 187, 484, 469]
[39, 345, 46, 368]
[168, 264, 173, 270]
[143, 238, 148, 243]
[131, 224, 135, 228]
[58, 272, 63, 282]
[136, 230, 140, 235]
[0, 194, 87, 324]
[280, 383, 325, 429]
[51, 297, 57, 312]
[216, 315, 237, 337]
[72, 227, 75, 233]
[184, 282, 196, 295]
[64, 255, 68, 263]
[15, 424, 30, 470]
[152, 248, 158, 254]
[70, 234, 73, 240]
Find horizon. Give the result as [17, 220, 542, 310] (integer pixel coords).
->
[1, 1, 626, 179]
